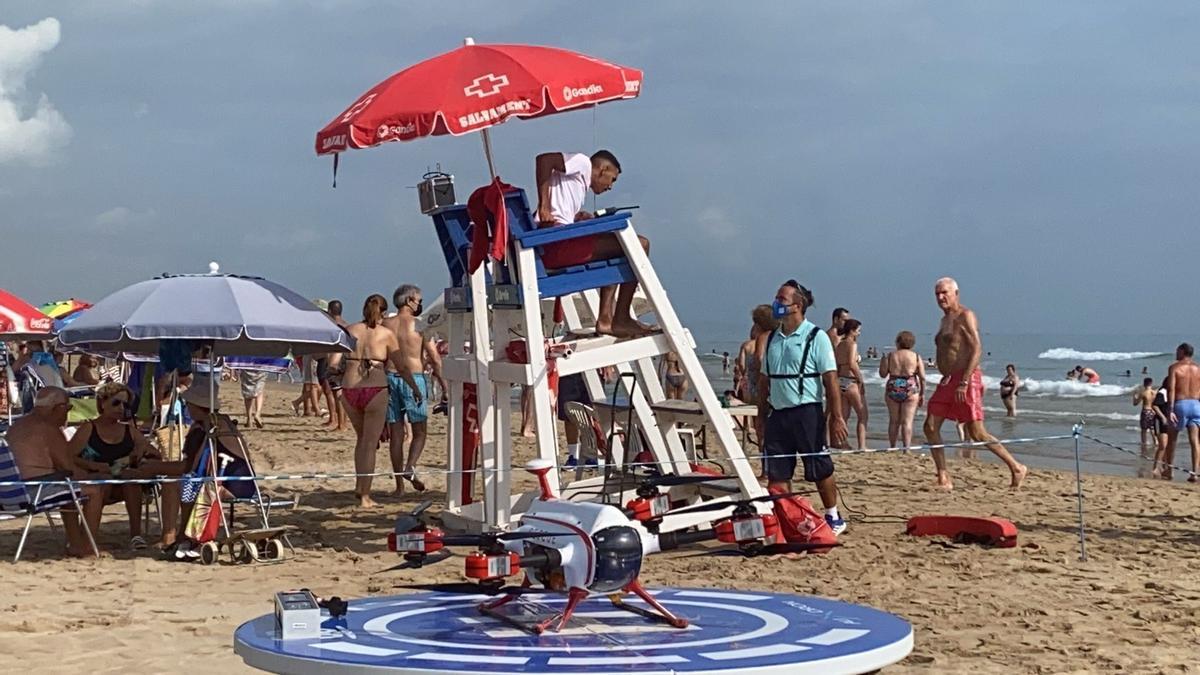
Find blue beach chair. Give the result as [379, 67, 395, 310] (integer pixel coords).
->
[0, 436, 99, 561]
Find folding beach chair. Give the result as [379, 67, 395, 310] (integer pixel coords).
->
[0, 436, 99, 562]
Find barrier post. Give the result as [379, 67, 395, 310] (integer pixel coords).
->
[1072, 423, 1087, 562]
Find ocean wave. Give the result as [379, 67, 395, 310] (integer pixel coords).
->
[1037, 347, 1167, 361]
[862, 372, 1132, 398]
[980, 406, 1137, 422]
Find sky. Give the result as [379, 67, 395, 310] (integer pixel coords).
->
[2, 2, 1199, 345]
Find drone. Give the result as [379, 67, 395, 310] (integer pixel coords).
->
[387, 459, 835, 634]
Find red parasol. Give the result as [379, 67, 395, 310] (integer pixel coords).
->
[315, 38, 642, 178]
[0, 289, 54, 339]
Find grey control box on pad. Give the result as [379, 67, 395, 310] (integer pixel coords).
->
[274, 590, 321, 640]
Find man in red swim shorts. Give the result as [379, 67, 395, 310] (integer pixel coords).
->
[534, 150, 654, 338]
[923, 277, 1027, 491]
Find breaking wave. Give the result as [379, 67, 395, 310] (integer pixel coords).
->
[862, 372, 1132, 398]
[1037, 348, 1167, 361]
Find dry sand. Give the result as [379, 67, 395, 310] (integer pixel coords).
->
[2, 381, 1200, 673]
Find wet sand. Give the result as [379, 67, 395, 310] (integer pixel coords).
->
[2, 381, 1199, 673]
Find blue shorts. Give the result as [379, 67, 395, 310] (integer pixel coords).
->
[763, 403, 833, 484]
[387, 372, 428, 424]
[1173, 399, 1200, 430]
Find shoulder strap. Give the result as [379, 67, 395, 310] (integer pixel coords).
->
[796, 326, 821, 400]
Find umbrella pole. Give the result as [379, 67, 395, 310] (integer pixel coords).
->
[480, 128, 497, 180]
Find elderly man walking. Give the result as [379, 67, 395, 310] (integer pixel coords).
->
[923, 277, 1027, 490]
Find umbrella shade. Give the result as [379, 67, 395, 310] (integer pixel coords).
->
[58, 274, 353, 357]
[316, 42, 642, 155]
[0, 288, 54, 339]
[40, 298, 91, 319]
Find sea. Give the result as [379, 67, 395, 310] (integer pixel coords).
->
[688, 331, 1185, 479]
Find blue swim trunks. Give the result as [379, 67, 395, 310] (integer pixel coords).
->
[387, 372, 428, 424]
[1173, 399, 1200, 429]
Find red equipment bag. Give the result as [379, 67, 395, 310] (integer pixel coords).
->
[768, 485, 838, 553]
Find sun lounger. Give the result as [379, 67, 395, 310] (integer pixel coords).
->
[0, 436, 99, 561]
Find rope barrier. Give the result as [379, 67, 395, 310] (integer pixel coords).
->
[0, 432, 1081, 487]
[1081, 433, 1197, 480]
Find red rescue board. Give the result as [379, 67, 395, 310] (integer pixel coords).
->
[906, 515, 1018, 548]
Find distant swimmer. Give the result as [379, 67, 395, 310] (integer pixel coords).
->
[999, 364, 1020, 417]
[923, 278, 1027, 490]
[1074, 365, 1101, 384]
[1133, 377, 1159, 452]
[1166, 343, 1200, 482]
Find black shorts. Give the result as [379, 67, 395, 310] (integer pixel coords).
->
[763, 403, 834, 483]
[557, 374, 592, 421]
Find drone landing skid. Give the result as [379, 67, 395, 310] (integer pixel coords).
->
[610, 580, 689, 629]
[477, 587, 590, 635]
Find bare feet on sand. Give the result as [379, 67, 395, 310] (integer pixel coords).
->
[356, 494, 379, 509]
[1011, 464, 1028, 490]
[596, 319, 660, 339]
[935, 471, 954, 491]
[67, 546, 109, 558]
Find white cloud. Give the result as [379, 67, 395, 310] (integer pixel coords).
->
[94, 206, 157, 231]
[133, 102, 150, 118]
[0, 18, 71, 165]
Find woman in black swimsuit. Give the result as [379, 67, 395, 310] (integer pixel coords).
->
[999, 364, 1020, 418]
[67, 383, 161, 550]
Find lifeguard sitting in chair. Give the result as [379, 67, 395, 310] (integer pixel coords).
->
[534, 150, 655, 338]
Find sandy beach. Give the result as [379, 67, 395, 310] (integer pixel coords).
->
[2, 380, 1199, 674]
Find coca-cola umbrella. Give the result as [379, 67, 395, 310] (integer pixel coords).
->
[0, 288, 54, 339]
[315, 38, 643, 179]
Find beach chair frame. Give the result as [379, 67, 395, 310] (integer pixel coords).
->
[0, 438, 100, 562]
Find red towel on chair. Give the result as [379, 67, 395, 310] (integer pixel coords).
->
[467, 177, 515, 273]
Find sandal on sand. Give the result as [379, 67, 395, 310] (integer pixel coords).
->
[131, 535, 147, 551]
[402, 472, 426, 492]
[162, 541, 199, 562]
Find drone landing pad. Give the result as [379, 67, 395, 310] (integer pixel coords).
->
[234, 587, 913, 674]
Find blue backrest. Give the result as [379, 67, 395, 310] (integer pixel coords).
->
[0, 437, 30, 510]
[430, 205, 475, 287]
[500, 190, 548, 281]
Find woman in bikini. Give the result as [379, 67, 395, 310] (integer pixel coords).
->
[878, 331, 926, 451]
[335, 295, 418, 508]
[835, 319, 868, 449]
[999, 364, 1020, 417]
[661, 351, 688, 400]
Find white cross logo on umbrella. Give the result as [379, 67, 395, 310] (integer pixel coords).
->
[464, 73, 509, 98]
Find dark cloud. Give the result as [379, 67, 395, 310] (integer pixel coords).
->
[1, 2, 1198, 338]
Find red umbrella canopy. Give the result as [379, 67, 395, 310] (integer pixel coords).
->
[0, 288, 54, 337]
[316, 41, 642, 156]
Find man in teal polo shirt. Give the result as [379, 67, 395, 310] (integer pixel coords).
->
[755, 280, 849, 535]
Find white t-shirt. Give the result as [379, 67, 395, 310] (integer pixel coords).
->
[548, 152, 592, 225]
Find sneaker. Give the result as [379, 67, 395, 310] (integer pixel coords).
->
[563, 456, 579, 469]
[825, 515, 848, 536]
[582, 457, 600, 469]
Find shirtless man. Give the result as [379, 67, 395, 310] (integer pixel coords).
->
[5, 387, 106, 556]
[1133, 377, 1159, 451]
[535, 150, 654, 338]
[1166, 343, 1200, 482]
[828, 308, 850, 348]
[383, 285, 446, 494]
[923, 278, 1027, 490]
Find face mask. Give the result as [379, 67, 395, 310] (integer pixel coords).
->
[771, 300, 790, 319]
[412, 300, 423, 317]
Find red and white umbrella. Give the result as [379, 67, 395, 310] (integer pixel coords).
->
[0, 289, 54, 339]
[315, 38, 643, 177]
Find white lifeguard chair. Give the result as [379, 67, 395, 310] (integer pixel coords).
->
[430, 189, 764, 533]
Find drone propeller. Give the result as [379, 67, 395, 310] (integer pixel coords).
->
[683, 541, 841, 558]
[666, 492, 803, 517]
[639, 473, 730, 488]
[399, 582, 537, 597]
[372, 549, 454, 575]
[392, 499, 436, 534]
[439, 531, 566, 547]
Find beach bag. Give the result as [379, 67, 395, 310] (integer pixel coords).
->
[768, 485, 838, 553]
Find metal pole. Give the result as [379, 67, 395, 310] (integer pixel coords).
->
[1072, 423, 1087, 561]
[480, 128, 498, 180]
